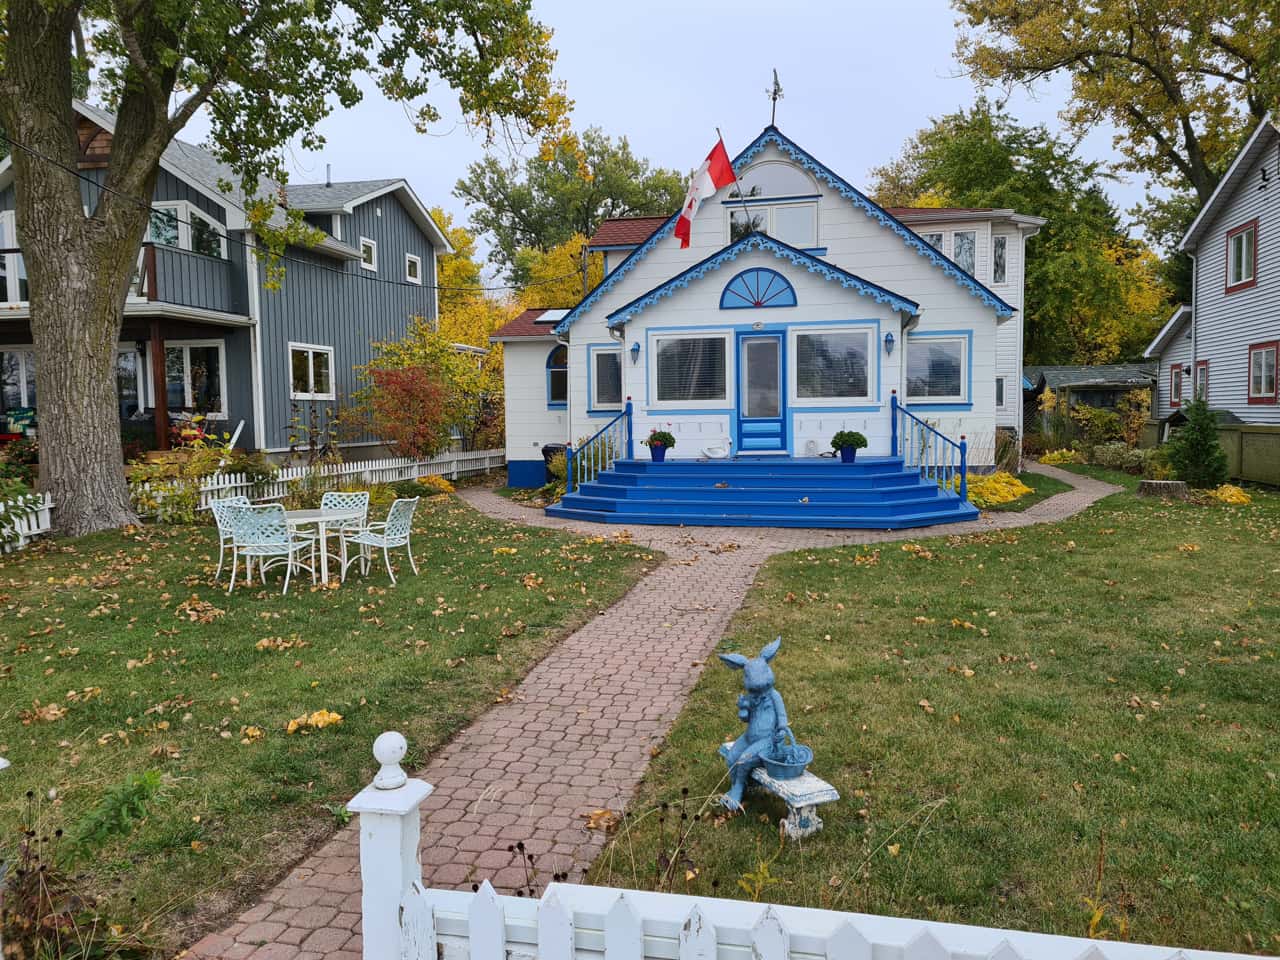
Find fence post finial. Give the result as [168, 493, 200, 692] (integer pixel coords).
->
[349, 732, 435, 960]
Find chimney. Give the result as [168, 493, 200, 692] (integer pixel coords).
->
[325, 163, 331, 188]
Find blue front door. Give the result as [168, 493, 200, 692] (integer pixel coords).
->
[736, 333, 786, 452]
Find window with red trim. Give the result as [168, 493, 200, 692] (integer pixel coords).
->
[1194, 360, 1209, 400]
[1226, 219, 1258, 293]
[1248, 341, 1278, 404]
[1169, 364, 1183, 407]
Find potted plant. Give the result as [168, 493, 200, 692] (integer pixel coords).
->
[643, 428, 676, 463]
[831, 429, 868, 464]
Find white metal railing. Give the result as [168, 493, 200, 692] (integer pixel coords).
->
[131, 449, 505, 514]
[0, 492, 53, 552]
[351, 731, 1265, 960]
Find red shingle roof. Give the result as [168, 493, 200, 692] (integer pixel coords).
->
[490, 308, 568, 340]
[587, 216, 669, 249]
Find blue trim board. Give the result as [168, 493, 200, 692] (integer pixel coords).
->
[734, 330, 788, 453]
[546, 343, 568, 408]
[507, 459, 548, 488]
[585, 342, 625, 416]
[905, 328, 974, 408]
[606, 232, 918, 327]
[720, 267, 797, 309]
[553, 124, 1014, 335]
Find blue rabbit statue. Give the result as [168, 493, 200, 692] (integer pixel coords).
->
[718, 637, 789, 811]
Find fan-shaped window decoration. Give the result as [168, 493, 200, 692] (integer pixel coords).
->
[719, 268, 797, 309]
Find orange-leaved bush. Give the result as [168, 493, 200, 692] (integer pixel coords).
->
[367, 366, 452, 459]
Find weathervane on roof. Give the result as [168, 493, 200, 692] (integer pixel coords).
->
[767, 70, 783, 126]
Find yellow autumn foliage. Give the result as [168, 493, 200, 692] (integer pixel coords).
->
[1208, 484, 1251, 505]
[417, 474, 455, 494]
[963, 471, 1034, 507]
[286, 709, 344, 734]
[1040, 448, 1083, 465]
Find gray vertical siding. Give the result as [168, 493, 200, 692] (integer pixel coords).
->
[1190, 131, 1280, 424]
[254, 190, 438, 449]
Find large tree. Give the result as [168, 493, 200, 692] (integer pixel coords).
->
[0, 0, 569, 535]
[953, 0, 1280, 204]
[871, 102, 1171, 364]
[455, 126, 684, 280]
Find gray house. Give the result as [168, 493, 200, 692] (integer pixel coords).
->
[0, 100, 451, 455]
[1144, 114, 1280, 482]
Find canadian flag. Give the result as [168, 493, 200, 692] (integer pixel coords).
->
[674, 138, 736, 248]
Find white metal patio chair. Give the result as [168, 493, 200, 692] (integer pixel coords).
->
[226, 503, 316, 595]
[209, 495, 251, 582]
[341, 497, 420, 585]
[320, 490, 370, 573]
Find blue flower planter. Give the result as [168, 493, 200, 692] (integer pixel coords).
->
[650, 445, 667, 462]
[839, 446, 857, 464]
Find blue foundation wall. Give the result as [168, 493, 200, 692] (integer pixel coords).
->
[508, 459, 549, 489]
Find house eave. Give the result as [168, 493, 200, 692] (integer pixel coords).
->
[1143, 304, 1192, 358]
[1180, 115, 1278, 252]
[291, 180, 454, 254]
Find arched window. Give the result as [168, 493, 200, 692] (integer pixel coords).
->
[720, 268, 797, 309]
[546, 345, 568, 407]
[729, 161, 817, 199]
[728, 162, 819, 248]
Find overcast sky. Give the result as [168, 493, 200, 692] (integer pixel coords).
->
[195, 0, 1151, 271]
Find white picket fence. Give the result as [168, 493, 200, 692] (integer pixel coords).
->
[0, 492, 53, 552]
[134, 449, 505, 512]
[351, 732, 1265, 960]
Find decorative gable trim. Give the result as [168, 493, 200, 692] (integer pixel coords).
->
[735, 128, 1014, 317]
[605, 232, 918, 328]
[554, 126, 1013, 334]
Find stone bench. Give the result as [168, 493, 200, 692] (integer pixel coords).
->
[718, 743, 839, 839]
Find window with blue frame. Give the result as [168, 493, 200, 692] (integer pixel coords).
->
[546, 345, 568, 407]
[720, 268, 797, 309]
[906, 336, 967, 401]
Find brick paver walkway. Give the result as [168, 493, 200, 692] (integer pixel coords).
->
[187, 463, 1118, 960]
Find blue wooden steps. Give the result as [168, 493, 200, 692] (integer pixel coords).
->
[545, 457, 979, 530]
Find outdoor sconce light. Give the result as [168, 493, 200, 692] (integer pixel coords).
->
[1183, 364, 1192, 375]
[884, 331, 895, 355]
[630, 342, 641, 364]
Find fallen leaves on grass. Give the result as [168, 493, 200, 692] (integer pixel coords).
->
[20, 700, 67, 724]
[285, 709, 343, 734]
[175, 595, 226, 623]
[255, 635, 307, 652]
[583, 808, 621, 832]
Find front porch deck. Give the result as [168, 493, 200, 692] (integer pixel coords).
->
[546, 456, 979, 529]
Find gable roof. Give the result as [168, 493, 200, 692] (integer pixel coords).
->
[1025, 363, 1157, 391]
[605, 231, 918, 327]
[1180, 114, 1279, 252]
[1143, 304, 1192, 358]
[554, 125, 1015, 334]
[887, 207, 1048, 230]
[587, 216, 669, 249]
[490, 308, 569, 341]
[284, 178, 453, 253]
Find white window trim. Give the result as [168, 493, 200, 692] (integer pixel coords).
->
[1249, 344, 1277, 399]
[147, 200, 227, 259]
[951, 229, 978, 276]
[289, 341, 337, 401]
[649, 332, 732, 410]
[591, 347, 624, 411]
[1229, 226, 1257, 287]
[788, 325, 875, 406]
[995, 375, 1007, 410]
[1170, 366, 1184, 405]
[144, 338, 229, 419]
[405, 253, 422, 285]
[992, 235, 1009, 285]
[0, 344, 37, 408]
[727, 200, 819, 248]
[359, 237, 378, 272]
[0, 211, 26, 306]
[905, 335, 969, 403]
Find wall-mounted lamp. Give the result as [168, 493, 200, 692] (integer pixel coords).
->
[884, 331, 895, 355]
[630, 342, 641, 364]
[1183, 364, 1192, 376]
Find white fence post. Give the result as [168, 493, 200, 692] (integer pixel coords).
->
[348, 732, 434, 960]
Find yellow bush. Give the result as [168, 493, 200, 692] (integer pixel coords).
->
[1039, 448, 1083, 465]
[417, 474, 455, 494]
[1208, 484, 1251, 505]
[965, 471, 1034, 508]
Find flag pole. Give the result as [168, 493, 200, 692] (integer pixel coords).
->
[715, 127, 756, 237]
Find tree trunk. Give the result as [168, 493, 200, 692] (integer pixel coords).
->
[1, 0, 163, 535]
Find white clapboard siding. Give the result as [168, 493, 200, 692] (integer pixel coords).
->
[0, 492, 54, 553]
[356, 733, 1267, 960]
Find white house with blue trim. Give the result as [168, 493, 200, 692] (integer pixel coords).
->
[492, 126, 1044, 529]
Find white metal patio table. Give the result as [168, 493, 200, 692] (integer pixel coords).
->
[284, 508, 364, 584]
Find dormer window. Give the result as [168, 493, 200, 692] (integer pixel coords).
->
[726, 161, 818, 248]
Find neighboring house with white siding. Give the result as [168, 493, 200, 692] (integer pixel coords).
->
[494, 125, 1045, 509]
[1146, 116, 1280, 426]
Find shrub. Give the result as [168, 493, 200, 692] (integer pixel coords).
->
[643, 429, 676, 449]
[964, 471, 1033, 507]
[1068, 403, 1123, 449]
[366, 365, 453, 458]
[416, 474, 455, 495]
[1040, 448, 1083, 465]
[1116, 389, 1150, 447]
[995, 429, 1020, 472]
[1022, 432, 1048, 458]
[1091, 441, 1151, 474]
[1143, 445, 1175, 480]
[831, 430, 868, 452]
[1165, 398, 1229, 488]
[1208, 483, 1251, 505]
[547, 452, 567, 482]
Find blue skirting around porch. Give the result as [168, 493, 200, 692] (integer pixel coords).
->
[545, 457, 979, 529]
[507, 459, 549, 489]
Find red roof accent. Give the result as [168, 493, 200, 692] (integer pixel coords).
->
[491, 308, 562, 340]
[587, 216, 669, 249]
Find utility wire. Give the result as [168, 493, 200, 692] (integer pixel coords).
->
[0, 129, 584, 296]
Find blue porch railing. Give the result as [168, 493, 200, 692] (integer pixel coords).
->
[890, 391, 968, 501]
[566, 400, 633, 493]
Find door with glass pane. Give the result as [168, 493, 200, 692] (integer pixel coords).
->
[735, 334, 785, 452]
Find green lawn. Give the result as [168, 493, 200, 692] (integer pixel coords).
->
[596, 484, 1279, 952]
[0, 497, 657, 953]
[984, 470, 1073, 512]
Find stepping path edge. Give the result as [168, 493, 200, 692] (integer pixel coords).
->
[187, 463, 1118, 960]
